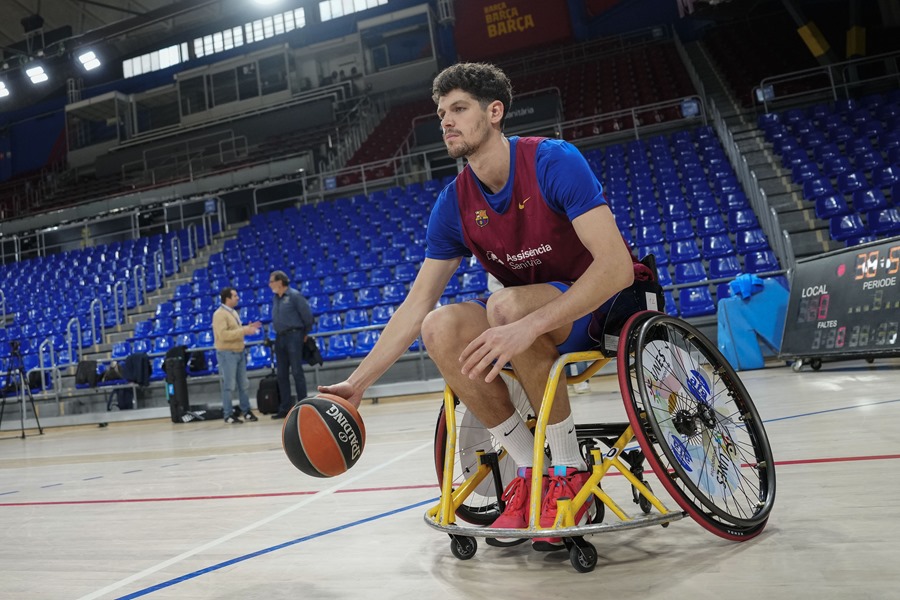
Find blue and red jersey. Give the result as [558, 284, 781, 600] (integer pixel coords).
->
[426, 136, 609, 287]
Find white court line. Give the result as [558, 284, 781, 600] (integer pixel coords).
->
[77, 439, 434, 600]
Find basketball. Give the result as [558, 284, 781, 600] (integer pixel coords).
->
[281, 393, 366, 478]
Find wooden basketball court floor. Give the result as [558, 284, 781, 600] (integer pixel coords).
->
[2, 358, 898, 600]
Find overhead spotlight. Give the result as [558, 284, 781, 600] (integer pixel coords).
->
[26, 64, 48, 84]
[0, 82, 8, 98]
[77, 50, 101, 71]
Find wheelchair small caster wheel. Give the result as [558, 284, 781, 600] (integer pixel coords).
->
[639, 486, 653, 514]
[449, 535, 477, 560]
[568, 540, 597, 573]
[791, 360, 803, 372]
[810, 358, 822, 371]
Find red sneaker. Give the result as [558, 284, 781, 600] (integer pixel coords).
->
[489, 467, 545, 530]
[532, 466, 593, 551]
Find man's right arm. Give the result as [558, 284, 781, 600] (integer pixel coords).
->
[319, 257, 460, 407]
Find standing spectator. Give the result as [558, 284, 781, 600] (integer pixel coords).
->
[213, 287, 262, 424]
[268, 270, 313, 419]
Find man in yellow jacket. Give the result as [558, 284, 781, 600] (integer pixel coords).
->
[213, 287, 262, 424]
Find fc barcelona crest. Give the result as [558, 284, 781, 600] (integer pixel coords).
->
[475, 209, 489, 228]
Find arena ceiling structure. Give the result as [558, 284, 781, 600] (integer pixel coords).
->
[0, 0, 260, 111]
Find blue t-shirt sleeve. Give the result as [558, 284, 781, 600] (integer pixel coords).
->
[536, 139, 606, 220]
[425, 184, 472, 260]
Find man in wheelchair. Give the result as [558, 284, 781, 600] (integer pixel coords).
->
[320, 62, 656, 550]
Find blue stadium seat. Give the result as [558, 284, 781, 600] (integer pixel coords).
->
[735, 228, 770, 253]
[679, 286, 716, 317]
[330, 290, 356, 312]
[792, 161, 819, 183]
[727, 208, 759, 232]
[357, 287, 382, 308]
[152, 318, 173, 337]
[674, 261, 708, 283]
[321, 275, 343, 294]
[258, 302, 272, 323]
[666, 219, 695, 242]
[663, 291, 678, 316]
[196, 330, 214, 348]
[815, 194, 852, 220]
[744, 250, 780, 274]
[872, 164, 900, 190]
[636, 223, 664, 246]
[152, 336, 173, 354]
[382, 283, 407, 305]
[669, 239, 701, 264]
[802, 177, 834, 201]
[324, 334, 353, 361]
[111, 341, 130, 359]
[395, 263, 418, 282]
[368, 267, 392, 286]
[345, 309, 370, 329]
[719, 190, 748, 211]
[837, 170, 868, 194]
[318, 312, 343, 332]
[461, 271, 487, 293]
[829, 213, 869, 242]
[691, 194, 720, 217]
[853, 189, 888, 212]
[709, 255, 743, 300]
[132, 339, 150, 354]
[867, 207, 900, 237]
[353, 330, 380, 357]
[174, 332, 197, 348]
[696, 213, 727, 237]
[308, 295, 330, 315]
[301, 279, 324, 296]
[346, 271, 368, 290]
[702, 234, 736, 259]
[637, 243, 668, 266]
[371, 304, 395, 325]
[823, 155, 853, 177]
[150, 357, 166, 381]
[246, 345, 272, 370]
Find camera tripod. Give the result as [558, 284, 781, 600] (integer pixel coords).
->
[0, 343, 44, 439]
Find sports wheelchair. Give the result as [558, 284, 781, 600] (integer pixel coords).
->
[424, 274, 776, 573]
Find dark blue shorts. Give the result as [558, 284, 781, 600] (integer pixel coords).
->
[469, 281, 615, 355]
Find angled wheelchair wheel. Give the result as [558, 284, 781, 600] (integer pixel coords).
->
[433, 374, 538, 525]
[618, 312, 776, 541]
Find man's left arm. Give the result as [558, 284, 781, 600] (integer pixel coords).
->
[294, 293, 313, 333]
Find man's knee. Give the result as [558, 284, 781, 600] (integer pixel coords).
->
[485, 287, 531, 327]
[422, 305, 480, 354]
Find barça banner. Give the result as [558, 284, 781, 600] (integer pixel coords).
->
[454, 0, 572, 60]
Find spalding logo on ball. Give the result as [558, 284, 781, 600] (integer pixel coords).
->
[282, 393, 366, 477]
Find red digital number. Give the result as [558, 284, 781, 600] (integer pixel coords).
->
[835, 326, 846, 348]
[817, 294, 830, 320]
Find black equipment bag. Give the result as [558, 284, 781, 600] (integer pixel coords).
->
[107, 388, 135, 411]
[164, 352, 190, 423]
[256, 372, 280, 415]
[75, 359, 98, 387]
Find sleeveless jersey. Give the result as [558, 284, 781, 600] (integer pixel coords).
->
[456, 137, 595, 287]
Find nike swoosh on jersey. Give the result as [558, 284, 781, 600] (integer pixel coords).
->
[517, 196, 531, 209]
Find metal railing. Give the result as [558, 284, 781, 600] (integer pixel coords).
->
[755, 50, 900, 113]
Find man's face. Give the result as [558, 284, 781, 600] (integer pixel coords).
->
[225, 291, 239, 308]
[269, 277, 287, 296]
[436, 89, 494, 159]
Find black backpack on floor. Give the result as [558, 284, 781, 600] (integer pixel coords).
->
[256, 373, 280, 415]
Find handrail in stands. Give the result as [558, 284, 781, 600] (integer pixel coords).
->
[153, 249, 164, 291]
[133, 264, 147, 308]
[66, 316, 82, 360]
[89, 298, 104, 346]
[756, 49, 900, 113]
[0, 289, 5, 327]
[112, 280, 128, 328]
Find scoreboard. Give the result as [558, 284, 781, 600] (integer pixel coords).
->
[780, 236, 900, 364]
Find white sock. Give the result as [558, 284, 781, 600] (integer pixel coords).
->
[546, 414, 587, 471]
[488, 412, 535, 469]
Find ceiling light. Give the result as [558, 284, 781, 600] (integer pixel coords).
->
[77, 50, 101, 71]
[0, 82, 8, 98]
[26, 64, 48, 84]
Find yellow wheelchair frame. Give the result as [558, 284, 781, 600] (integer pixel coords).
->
[425, 311, 776, 573]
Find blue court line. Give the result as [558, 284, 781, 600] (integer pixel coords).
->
[763, 397, 900, 424]
[122, 470, 142, 474]
[0, 490, 18, 496]
[83, 476, 103, 481]
[114, 496, 438, 600]
[41, 483, 62, 488]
